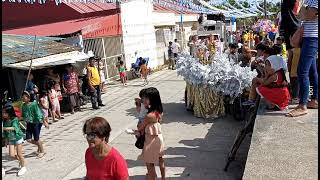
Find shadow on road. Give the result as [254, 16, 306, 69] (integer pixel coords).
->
[161, 117, 251, 180]
[127, 102, 252, 180]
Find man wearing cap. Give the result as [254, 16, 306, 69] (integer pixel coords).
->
[87, 57, 105, 110]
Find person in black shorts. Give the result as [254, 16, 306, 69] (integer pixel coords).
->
[280, 0, 300, 62]
[21, 91, 46, 158]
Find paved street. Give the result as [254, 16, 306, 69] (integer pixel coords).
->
[2, 69, 250, 180]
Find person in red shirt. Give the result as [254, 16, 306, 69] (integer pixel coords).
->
[83, 117, 129, 180]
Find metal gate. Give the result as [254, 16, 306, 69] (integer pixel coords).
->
[83, 36, 123, 80]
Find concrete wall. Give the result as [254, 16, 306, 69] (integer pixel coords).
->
[120, 0, 158, 70]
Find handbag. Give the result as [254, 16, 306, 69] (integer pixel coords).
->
[290, 26, 304, 48]
[135, 133, 145, 149]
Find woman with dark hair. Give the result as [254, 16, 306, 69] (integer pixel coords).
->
[136, 87, 165, 180]
[83, 117, 129, 180]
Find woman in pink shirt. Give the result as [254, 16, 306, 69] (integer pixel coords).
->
[83, 117, 129, 180]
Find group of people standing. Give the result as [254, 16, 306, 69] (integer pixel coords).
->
[225, 0, 318, 117]
[187, 34, 218, 65]
[280, 0, 318, 117]
[167, 39, 181, 70]
[2, 57, 108, 177]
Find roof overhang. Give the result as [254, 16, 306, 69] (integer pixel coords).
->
[3, 51, 94, 70]
[3, 14, 122, 38]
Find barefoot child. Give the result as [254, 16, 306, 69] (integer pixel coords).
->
[48, 80, 63, 121]
[2, 105, 27, 176]
[39, 91, 50, 129]
[21, 91, 46, 158]
[140, 60, 149, 85]
[119, 60, 127, 86]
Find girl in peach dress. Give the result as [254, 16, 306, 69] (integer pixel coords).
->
[136, 87, 165, 180]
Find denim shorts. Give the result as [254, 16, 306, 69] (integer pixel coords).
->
[26, 122, 42, 141]
[9, 138, 24, 145]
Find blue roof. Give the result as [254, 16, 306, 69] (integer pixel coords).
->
[2, 34, 80, 66]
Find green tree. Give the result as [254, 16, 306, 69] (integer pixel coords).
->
[228, 0, 236, 6]
[242, 1, 249, 8]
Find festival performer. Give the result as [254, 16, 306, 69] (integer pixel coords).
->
[207, 34, 216, 61]
[197, 45, 207, 64]
[188, 35, 200, 58]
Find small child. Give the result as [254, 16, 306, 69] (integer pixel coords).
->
[272, 44, 288, 72]
[140, 60, 149, 85]
[134, 89, 148, 133]
[48, 80, 63, 121]
[243, 55, 291, 110]
[119, 61, 127, 86]
[275, 36, 287, 59]
[2, 105, 27, 176]
[39, 91, 50, 129]
[21, 91, 46, 158]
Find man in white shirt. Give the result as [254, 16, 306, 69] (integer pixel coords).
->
[172, 39, 181, 59]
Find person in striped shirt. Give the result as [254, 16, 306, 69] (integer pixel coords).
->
[287, 0, 318, 117]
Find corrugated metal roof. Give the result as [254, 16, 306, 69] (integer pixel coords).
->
[2, 34, 80, 66]
[64, 2, 116, 14]
[153, 4, 196, 15]
[2, 16, 115, 37]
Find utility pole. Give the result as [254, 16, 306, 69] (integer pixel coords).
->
[264, 0, 267, 18]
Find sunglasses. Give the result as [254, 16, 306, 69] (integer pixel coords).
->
[84, 132, 98, 140]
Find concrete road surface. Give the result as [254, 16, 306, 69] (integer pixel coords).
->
[2, 69, 250, 180]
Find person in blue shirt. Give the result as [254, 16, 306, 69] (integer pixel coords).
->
[24, 72, 38, 102]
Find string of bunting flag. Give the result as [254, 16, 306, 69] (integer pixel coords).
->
[2, 0, 217, 14]
[2, 0, 277, 17]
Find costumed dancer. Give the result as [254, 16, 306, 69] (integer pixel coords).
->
[207, 35, 216, 62]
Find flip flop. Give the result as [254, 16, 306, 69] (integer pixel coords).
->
[37, 152, 46, 159]
[285, 108, 308, 117]
[307, 102, 318, 109]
